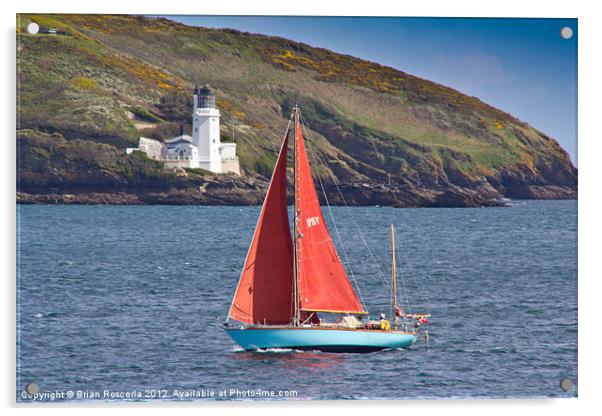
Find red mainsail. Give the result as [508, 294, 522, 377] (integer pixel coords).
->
[294, 118, 367, 315]
[228, 126, 294, 324]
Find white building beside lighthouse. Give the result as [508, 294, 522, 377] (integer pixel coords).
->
[127, 85, 240, 175]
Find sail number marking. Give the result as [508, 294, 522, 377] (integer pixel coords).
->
[306, 216, 320, 228]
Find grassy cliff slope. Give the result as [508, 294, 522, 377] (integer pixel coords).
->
[17, 14, 577, 207]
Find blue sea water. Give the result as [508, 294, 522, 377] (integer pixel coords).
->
[16, 200, 577, 401]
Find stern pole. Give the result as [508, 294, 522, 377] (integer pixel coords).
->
[391, 224, 398, 329]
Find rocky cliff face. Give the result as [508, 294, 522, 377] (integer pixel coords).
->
[16, 14, 577, 207]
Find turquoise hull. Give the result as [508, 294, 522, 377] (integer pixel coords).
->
[224, 326, 416, 353]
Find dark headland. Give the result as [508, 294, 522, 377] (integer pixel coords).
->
[17, 15, 577, 207]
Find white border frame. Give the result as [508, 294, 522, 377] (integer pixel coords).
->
[4, 1, 599, 415]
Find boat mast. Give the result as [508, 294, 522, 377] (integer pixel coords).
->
[391, 224, 397, 324]
[292, 106, 301, 327]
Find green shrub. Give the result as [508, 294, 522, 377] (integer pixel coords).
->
[130, 106, 164, 123]
[183, 167, 213, 176]
[70, 76, 97, 90]
[254, 152, 277, 178]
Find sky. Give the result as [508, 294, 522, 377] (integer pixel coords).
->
[165, 16, 577, 165]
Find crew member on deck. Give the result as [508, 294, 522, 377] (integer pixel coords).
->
[379, 313, 391, 331]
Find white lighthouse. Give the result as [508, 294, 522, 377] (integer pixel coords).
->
[193, 85, 222, 173]
[126, 84, 240, 175]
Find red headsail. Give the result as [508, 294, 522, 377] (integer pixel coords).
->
[228, 126, 294, 324]
[294, 118, 367, 315]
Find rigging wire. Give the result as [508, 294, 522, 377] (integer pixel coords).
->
[299, 113, 417, 318]
[390, 225, 413, 316]
[299, 115, 369, 313]
[395, 225, 431, 316]
[300, 114, 398, 314]
[307, 139, 415, 318]
[315, 147, 414, 318]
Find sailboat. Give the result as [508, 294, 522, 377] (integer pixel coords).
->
[223, 106, 429, 353]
